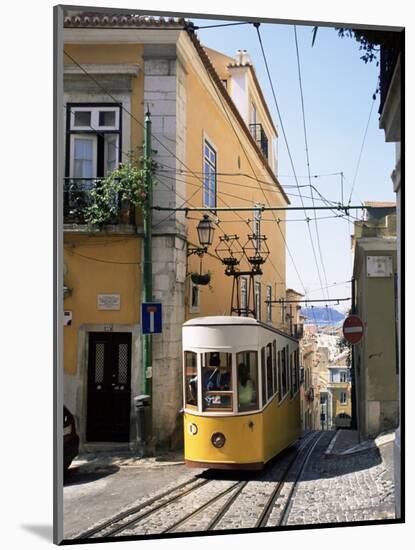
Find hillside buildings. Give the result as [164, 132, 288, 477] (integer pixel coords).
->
[61, 12, 290, 452]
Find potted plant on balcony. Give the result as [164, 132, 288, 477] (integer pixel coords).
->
[84, 152, 155, 229]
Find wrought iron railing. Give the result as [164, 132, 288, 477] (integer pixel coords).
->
[63, 178, 134, 225]
[249, 123, 268, 160]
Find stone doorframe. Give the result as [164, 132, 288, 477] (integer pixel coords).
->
[75, 323, 141, 452]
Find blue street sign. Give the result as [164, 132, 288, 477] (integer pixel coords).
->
[142, 302, 162, 334]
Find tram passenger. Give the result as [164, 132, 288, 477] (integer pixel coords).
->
[204, 353, 231, 391]
[238, 363, 256, 407]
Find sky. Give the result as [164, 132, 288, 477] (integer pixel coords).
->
[190, 17, 396, 310]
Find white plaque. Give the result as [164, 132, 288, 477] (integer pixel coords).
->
[97, 294, 121, 310]
[367, 256, 393, 278]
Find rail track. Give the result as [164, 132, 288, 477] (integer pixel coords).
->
[76, 431, 331, 539]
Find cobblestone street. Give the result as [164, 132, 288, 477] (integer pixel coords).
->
[286, 431, 395, 525]
[63, 430, 396, 541]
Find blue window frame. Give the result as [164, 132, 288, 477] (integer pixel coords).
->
[203, 140, 216, 208]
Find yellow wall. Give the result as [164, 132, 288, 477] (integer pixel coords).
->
[63, 235, 141, 375]
[64, 44, 145, 152]
[331, 386, 352, 417]
[183, 56, 287, 326]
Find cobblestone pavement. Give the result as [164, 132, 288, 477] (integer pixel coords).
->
[286, 431, 396, 525]
[66, 430, 396, 540]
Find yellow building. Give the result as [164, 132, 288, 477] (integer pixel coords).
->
[352, 203, 398, 438]
[62, 12, 289, 451]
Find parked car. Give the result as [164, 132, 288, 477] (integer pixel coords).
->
[64, 406, 79, 472]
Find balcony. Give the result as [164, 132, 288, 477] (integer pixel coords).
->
[249, 123, 268, 160]
[63, 178, 135, 227]
[292, 323, 304, 339]
[379, 37, 401, 115]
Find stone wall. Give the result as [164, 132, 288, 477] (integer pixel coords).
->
[143, 45, 187, 449]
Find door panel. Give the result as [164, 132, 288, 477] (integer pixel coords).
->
[86, 332, 132, 442]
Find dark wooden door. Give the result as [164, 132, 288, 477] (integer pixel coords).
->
[86, 332, 132, 442]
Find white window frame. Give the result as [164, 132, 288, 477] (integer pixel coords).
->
[240, 276, 248, 316]
[189, 281, 201, 313]
[104, 134, 120, 176]
[69, 134, 98, 179]
[340, 391, 347, 405]
[340, 370, 347, 383]
[203, 139, 217, 209]
[70, 106, 120, 132]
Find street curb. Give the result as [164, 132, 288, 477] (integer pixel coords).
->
[324, 430, 395, 458]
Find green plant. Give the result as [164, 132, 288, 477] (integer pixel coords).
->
[85, 152, 156, 228]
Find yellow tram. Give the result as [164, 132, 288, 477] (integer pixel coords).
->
[182, 316, 301, 469]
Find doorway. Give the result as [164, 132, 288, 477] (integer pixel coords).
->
[86, 332, 132, 442]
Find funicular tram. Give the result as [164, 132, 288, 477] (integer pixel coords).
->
[182, 316, 301, 470]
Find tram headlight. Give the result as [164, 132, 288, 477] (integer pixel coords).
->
[211, 432, 226, 448]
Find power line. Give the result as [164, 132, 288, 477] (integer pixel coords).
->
[254, 23, 326, 315]
[347, 96, 376, 205]
[293, 25, 333, 324]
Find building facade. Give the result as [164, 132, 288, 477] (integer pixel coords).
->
[352, 204, 398, 439]
[62, 12, 289, 452]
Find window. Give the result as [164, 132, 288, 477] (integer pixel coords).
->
[340, 391, 347, 405]
[237, 351, 258, 412]
[272, 340, 278, 395]
[255, 281, 261, 320]
[340, 371, 347, 383]
[203, 140, 216, 208]
[261, 347, 266, 406]
[184, 352, 198, 408]
[189, 282, 200, 313]
[279, 346, 289, 399]
[240, 277, 248, 316]
[202, 352, 232, 411]
[266, 285, 272, 322]
[66, 104, 121, 179]
[251, 103, 257, 126]
[266, 343, 273, 401]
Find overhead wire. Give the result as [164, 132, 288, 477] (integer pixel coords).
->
[254, 23, 324, 325]
[293, 25, 333, 325]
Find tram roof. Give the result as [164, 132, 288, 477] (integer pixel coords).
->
[183, 316, 259, 326]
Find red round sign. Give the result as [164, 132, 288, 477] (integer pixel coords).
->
[342, 314, 364, 344]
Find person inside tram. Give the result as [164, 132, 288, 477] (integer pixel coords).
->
[203, 353, 231, 391]
[238, 362, 256, 406]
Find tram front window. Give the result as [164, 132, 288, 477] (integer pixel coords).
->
[184, 351, 198, 408]
[237, 351, 258, 412]
[202, 352, 232, 411]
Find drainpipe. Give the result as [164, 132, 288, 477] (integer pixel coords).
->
[141, 110, 153, 453]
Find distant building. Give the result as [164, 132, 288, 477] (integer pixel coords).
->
[328, 364, 352, 429]
[352, 203, 398, 438]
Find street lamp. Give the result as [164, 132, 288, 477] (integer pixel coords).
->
[187, 214, 215, 256]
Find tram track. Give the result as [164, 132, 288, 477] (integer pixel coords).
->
[76, 431, 331, 539]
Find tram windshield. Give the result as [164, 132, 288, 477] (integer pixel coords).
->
[202, 352, 232, 411]
[184, 351, 198, 408]
[236, 351, 258, 412]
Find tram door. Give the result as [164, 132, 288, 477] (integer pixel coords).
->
[86, 332, 132, 442]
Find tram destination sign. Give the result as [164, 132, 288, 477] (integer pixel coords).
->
[342, 314, 364, 344]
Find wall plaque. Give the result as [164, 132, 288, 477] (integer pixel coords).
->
[97, 294, 121, 310]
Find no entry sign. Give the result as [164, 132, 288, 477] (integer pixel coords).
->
[342, 314, 364, 344]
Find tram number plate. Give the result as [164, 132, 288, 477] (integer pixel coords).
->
[206, 395, 222, 405]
